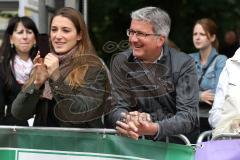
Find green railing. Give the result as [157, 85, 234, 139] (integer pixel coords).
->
[0, 126, 195, 160]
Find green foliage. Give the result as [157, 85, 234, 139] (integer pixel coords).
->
[88, 0, 240, 64]
[0, 11, 17, 18]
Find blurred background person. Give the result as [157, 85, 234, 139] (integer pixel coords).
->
[166, 38, 180, 51]
[0, 16, 38, 126]
[190, 18, 227, 132]
[220, 30, 239, 58]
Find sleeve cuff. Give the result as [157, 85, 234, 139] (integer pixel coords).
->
[153, 123, 160, 141]
[25, 82, 44, 95]
[199, 91, 203, 102]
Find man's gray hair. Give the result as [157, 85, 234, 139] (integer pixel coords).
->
[131, 7, 171, 37]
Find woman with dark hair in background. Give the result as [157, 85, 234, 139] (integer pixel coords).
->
[190, 18, 227, 132]
[11, 7, 111, 128]
[0, 16, 39, 125]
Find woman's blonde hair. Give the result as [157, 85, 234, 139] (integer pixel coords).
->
[23, 7, 98, 90]
[49, 7, 97, 87]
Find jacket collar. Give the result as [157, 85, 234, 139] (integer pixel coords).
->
[230, 48, 240, 63]
[197, 47, 218, 68]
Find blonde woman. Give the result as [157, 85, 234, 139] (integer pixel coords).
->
[12, 7, 111, 128]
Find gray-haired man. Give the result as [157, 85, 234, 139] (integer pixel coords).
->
[107, 6, 199, 143]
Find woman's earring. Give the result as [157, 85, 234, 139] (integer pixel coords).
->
[33, 43, 36, 48]
[11, 43, 14, 48]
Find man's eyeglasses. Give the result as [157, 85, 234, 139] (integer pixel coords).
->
[126, 29, 161, 39]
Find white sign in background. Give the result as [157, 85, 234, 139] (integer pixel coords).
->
[17, 149, 149, 160]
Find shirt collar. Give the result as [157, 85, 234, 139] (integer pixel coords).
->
[153, 49, 163, 63]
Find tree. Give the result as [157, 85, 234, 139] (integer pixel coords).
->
[88, 0, 240, 64]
